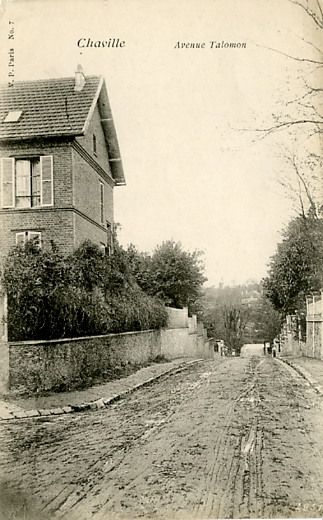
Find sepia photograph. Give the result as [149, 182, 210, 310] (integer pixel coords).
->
[0, 0, 323, 518]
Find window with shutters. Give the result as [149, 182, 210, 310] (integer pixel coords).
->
[0, 156, 53, 208]
[16, 231, 42, 248]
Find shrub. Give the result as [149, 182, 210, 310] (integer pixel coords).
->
[2, 239, 167, 341]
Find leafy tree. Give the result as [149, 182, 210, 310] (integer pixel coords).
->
[244, 296, 282, 344]
[127, 240, 207, 311]
[125, 244, 154, 294]
[2, 240, 110, 341]
[263, 215, 323, 314]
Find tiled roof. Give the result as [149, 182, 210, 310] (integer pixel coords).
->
[0, 76, 102, 140]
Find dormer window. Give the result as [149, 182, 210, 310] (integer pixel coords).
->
[93, 134, 97, 156]
[4, 110, 22, 123]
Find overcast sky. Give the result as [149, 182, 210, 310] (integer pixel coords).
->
[0, 0, 317, 286]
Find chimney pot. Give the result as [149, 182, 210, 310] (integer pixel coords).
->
[75, 64, 86, 92]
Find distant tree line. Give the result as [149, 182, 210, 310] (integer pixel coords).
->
[200, 211, 323, 352]
[201, 282, 281, 354]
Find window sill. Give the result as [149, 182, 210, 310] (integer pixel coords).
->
[1, 205, 54, 211]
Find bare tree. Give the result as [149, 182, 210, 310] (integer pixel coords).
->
[277, 140, 323, 218]
[255, 0, 323, 138]
[255, 0, 323, 214]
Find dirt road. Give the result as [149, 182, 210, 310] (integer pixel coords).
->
[1, 356, 323, 519]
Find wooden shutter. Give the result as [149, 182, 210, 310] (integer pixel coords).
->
[16, 232, 25, 245]
[1, 158, 15, 208]
[40, 156, 53, 206]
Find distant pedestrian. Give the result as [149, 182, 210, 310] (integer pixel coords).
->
[273, 337, 280, 357]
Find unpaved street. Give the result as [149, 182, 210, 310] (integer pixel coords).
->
[1, 355, 323, 520]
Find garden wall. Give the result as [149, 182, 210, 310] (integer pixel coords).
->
[9, 330, 161, 393]
[6, 308, 213, 394]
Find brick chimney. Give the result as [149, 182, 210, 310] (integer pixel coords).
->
[74, 64, 86, 92]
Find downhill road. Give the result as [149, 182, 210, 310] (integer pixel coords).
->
[1, 355, 323, 520]
[241, 343, 264, 357]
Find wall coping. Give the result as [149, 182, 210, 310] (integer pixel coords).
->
[9, 329, 160, 348]
[9, 325, 206, 348]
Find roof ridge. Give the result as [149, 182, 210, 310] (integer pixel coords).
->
[0, 75, 102, 88]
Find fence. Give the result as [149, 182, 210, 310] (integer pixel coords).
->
[305, 292, 323, 360]
[280, 291, 323, 361]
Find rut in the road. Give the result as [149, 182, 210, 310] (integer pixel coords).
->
[1, 356, 323, 520]
[54, 362, 224, 519]
[193, 356, 265, 520]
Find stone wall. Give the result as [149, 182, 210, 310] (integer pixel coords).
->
[9, 330, 161, 394]
[5, 307, 214, 394]
[160, 328, 189, 359]
[165, 307, 189, 329]
[281, 335, 303, 357]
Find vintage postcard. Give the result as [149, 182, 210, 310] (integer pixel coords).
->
[0, 0, 322, 519]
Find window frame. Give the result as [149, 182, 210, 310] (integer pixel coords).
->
[0, 156, 53, 209]
[16, 231, 42, 248]
[15, 158, 41, 208]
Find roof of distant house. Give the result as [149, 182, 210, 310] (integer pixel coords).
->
[0, 72, 125, 185]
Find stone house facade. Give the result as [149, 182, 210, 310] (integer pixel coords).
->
[0, 66, 125, 262]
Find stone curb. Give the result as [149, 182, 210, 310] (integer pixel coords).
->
[0, 359, 203, 421]
[279, 358, 323, 396]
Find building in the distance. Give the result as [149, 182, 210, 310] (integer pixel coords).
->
[0, 65, 125, 262]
